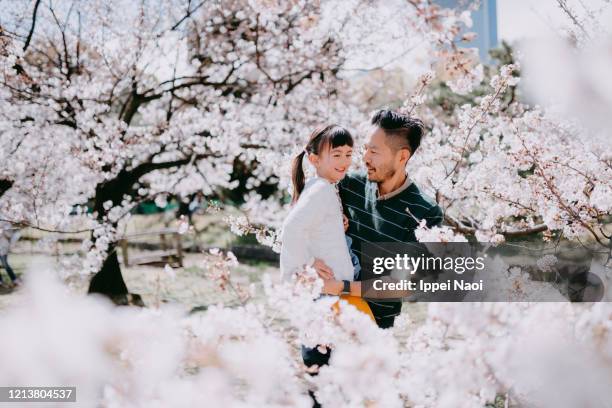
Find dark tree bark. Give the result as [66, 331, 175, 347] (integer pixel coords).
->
[87, 155, 201, 299]
[87, 170, 135, 298]
[88, 248, 128, 295]
[0, 179, 13, 199]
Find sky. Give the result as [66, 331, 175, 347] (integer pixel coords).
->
[498, 0, 566, 42]
[341, 0, 612, 74]
[497, 0, 612, 43]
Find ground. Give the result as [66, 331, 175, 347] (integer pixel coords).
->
[0, 250, 427, 323]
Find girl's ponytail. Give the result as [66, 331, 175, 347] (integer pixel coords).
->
[291, 150, 307, 204]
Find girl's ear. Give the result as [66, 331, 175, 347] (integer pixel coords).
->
[308, 153, 318, 167]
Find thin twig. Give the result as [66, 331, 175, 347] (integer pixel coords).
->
[23, 0, 42, 51]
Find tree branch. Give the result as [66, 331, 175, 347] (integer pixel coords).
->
[503, 224, 548, 237]
[445, 214, 549, 237]
[168, 0, 207, 32]
[23, 0, 42, 52]
[0, 217, 93, 234]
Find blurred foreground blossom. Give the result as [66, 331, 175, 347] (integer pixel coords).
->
[522, 35, 612, 138]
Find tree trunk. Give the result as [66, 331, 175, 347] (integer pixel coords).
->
[87, 171, 135, 300]
[87, 244, 128, 296]
[86, 158, 196, 303]
[0, 179, 13, 199]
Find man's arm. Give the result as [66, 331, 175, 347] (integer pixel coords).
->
[321, 276, 412, 299]
[320, 279, 361, 296]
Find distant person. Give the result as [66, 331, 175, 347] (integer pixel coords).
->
[0, 221, 21, 289]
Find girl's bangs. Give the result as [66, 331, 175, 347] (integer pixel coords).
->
[320, 126, 354, 152]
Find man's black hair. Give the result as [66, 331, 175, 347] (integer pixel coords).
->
[371, 109, 425, 155]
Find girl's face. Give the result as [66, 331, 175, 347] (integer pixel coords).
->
[309, 144, 353, 183]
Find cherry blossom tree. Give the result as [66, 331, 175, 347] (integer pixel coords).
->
[402, 6, 611, 259]
[235, 0, 611, 260]
[225, 1, 612, 404]
[1, 0, 363, 299]
[1, 1, 611, 406]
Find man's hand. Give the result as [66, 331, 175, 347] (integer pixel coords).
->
[342, 214, 349, 232]
[322, 279, 342, 295]
[313, 258, 334, 280]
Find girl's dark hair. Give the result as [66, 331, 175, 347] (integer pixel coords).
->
[291, 125, 354, 204]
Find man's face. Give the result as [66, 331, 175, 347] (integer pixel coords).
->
[363, 127, 404, 182]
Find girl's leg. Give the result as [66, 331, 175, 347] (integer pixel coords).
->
[301, 344, 331, 370]
[301, 345, 331, 408]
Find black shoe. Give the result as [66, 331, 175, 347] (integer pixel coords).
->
[308, 390, 322, 408]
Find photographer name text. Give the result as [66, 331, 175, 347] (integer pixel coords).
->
[373, 279, 484, 293]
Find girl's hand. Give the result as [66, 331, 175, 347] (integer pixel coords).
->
[342, 214, 349, 232]
[313, 258, 334, 280]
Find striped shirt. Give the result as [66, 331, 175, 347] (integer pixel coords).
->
[338, 172, 444, 319]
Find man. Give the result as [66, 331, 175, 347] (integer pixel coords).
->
[315, 109, 444, 328]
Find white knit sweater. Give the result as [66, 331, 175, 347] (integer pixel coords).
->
[280, 176, 355, 282]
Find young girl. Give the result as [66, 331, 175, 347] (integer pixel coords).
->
[280, 125, 373, 321]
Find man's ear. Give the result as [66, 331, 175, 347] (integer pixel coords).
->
[399, 148, 411, 165]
